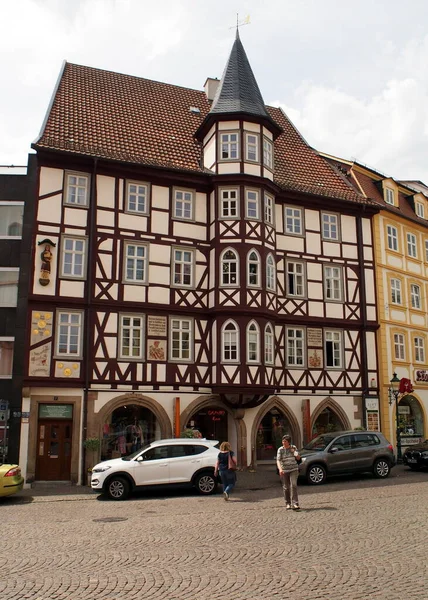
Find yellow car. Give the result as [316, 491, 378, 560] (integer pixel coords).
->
[0, 464, 24, 498]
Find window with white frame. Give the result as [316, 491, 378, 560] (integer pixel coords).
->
[65, 173, 89, 206]
[247, 250, 260, 287]
[263, 138, 273, 170]
[170, 318, 192, 361]
[264, 193, 274, 225]
[286, 261, 305, 297]
[284, 206, 302, 235]
[324, 265, 342, 301]
[221, 249, 238, 286]
[246, 189, 260, 219]
[387, 225, 398, 251]
[0, 268, 19, 307]
[124, 242, 148, 283]
[385, 188, 395, 205]
[414, 336, 425, 363]
[287, 328, 304, 367]
[220, 132, 239, 160]
[126, 182, 149, 214]
[416, 202, 425, 219]
[119, 314, 144, 359]
[172, 248, 194, 287]
[264, 324, 274, 365]
[245, 133, 259, 162]
[407, 233, 417, 258]
[266, 254, 276, 291]
[56, 311, 83, 357]
[390, 278, 402, 304]
[60, 237, 86, 279]
[394, 333, 405, 360]
[220, 189, 239, 218]
[325, 330, 342, 368]
[0, 338, 14, 378]
[222, 321, 239, 362]
[322, 213, 339, 241]
[247, 321, 260, 363]
[411, 283, 421, 309]
[0, 203, 24, 237]
[174, 189, 193, 220]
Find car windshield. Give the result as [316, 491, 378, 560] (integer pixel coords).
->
[303, 435, 336, 451]
[121, 443, 152, 461]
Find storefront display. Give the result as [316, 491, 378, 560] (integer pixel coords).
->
[398, 396, 424, 446]
[186, 408, 228, 443]
[101, 404, 160, 460]
[257, 409, 291, 460]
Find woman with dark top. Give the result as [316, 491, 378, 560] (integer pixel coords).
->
[214, 441, 236, 501]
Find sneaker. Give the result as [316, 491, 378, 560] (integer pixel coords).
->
[292, 503, 300, 510]
[285, 504, 292, 510]
[223, 491, 229, 501]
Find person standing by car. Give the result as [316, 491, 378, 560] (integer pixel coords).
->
[214, 441, 237, 501]
[277, 435, 301, 510]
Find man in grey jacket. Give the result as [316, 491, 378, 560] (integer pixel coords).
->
[277, 435, 301, 510]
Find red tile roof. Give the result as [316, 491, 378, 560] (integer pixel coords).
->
[34, 62, 369, 204]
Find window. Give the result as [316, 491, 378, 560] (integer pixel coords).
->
[0, 338, 14, 378]
[247, 250, 260, 287]
[245, 133, 259, 162]
[414, 337, 425, 363]
[394, 333, 405, 360]
[411, 284, 421, 309]
[385, 188, 394, 205]
[284, 206, 302, 235]
[119, 315, 144, 360]
[56, 311, 83, 357]
[353, 433, 380, 447]
[247, 321, 260, 363]
[264, 193, 274, 225]
[263, 138, 273, 170]
[416, 202, 425, 219]
[287, 328, 304, 367]
[222, 321, 239, 362]
[246, 190, 260, 219]
[0, 203, 23, 237]
[325, 330, 342, 368]
[65, 173, 89, 206]
[407, 233, 417, 258]
[387, 225, 398, 251]
[266, 254, 276, 291]
[390, 278, 402, 304]
[124, 243, 148, 283]
[126, 182, 149, 214]
[220, 132, 239, 160]
[220, 189, 239, 218]
[425, 240, 428, 262]
[322, 213, 339, 241]
[324, 265, 342, 301]
[0, 268, 19, 306]
[264, 324, 274, 365]
[60, 237, 86, 279]
[172, 248, 194, 287]
[286, 261, 305, 297]
[170, 318, 192, 361]
[174, 189, 193, 220]
[221, 249, 238, 286]
[332, 435, 352, 451]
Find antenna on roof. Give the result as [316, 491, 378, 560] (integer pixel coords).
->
[229, 13, 250, 33]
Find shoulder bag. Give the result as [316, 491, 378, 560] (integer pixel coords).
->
[228, 452, 237, 471]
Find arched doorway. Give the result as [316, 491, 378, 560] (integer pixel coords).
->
[186, 407, 228, 443]
[254, 402, 299, 461]
[311, 399, 351, 438]
[398, 395, 425, 442]
[100, 403, 161, 461]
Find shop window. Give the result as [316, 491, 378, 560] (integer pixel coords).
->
[187, 408, 228, 443]
[312, 407, 343, 437]
[257, 410, 292, 460]
[398, 396, 424, 439]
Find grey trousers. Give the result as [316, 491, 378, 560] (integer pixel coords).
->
[280, 470, 299, 505]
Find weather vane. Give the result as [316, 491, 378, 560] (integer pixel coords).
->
[229, 13, 251, 30]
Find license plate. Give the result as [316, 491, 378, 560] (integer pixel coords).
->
[407, 459, 417, 464]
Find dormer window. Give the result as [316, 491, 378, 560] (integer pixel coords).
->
[385, 188, 395, 205]
[220, 132, 239, 160]
[416, 202, 425, 219]
[245, 133, 259, 162]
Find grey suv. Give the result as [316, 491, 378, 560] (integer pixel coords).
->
[299, 431, 396, 485]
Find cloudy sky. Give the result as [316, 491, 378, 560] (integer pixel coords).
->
[2, 0, 428, 182]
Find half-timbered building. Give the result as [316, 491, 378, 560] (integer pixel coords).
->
[23, 33, 380, 483]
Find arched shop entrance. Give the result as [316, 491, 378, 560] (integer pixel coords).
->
[101, 403, 161, 461]
[256, 407, 294, 460]
[186, 407, 228, 443]
[311, 400, 350, 438]
[398, 395, 425, 445]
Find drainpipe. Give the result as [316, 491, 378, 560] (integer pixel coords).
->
[81, 158, 98, 484]
[357, 209, 369, 428]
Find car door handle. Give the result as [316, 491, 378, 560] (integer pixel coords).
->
[191, 459, 201, 463]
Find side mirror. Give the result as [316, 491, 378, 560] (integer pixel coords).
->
[329, 447, 339, 454]
[136, 454, 145, 461]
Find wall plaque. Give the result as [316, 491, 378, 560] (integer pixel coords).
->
[307, 328, 323, 347]
[308, 348, 322, 369]
[30, 311, 53, 346]
[147, 315, 167, 337]
[29, 342, 52, 377]
[148, 340, 166, 361]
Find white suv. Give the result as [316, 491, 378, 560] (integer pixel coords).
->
[90, 438, 220, 500]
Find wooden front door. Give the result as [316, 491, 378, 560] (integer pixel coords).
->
[35, 420, 73, 480]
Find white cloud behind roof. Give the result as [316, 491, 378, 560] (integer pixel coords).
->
[2, 0, 428, 183]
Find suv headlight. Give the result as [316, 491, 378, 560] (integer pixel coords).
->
[301, 457, 307, 462]
[92, 465, 112, 473]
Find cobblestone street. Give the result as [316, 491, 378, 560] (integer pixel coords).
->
[1, 467, 427, 600]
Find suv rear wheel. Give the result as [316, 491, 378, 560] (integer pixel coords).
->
[306, 464, 327, 485]
[194, 472, 217, 495]
[106, 476, 130, 500]
[373, 459, 390, 478]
